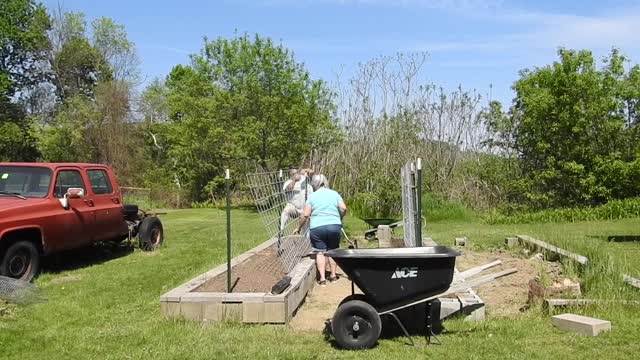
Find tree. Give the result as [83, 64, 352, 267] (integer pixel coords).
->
[91, 17, 140, 83]
[162, 33, 338, 200]
[0, 0, 50, 161]
[488, 48, 640, 207]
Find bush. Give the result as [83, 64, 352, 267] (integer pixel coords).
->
[423, 192, 476, 222]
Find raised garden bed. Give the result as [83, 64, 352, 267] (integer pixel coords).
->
[160, 236, 316, 324]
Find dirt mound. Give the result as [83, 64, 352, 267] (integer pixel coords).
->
[456, 249, 563, 317]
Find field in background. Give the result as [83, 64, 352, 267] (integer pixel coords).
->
[1, 209, 639, 359]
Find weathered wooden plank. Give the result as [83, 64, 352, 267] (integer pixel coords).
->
[516, 235, 589, 265]
[454, 260, 502, 282]
[545, 298, 640, 312]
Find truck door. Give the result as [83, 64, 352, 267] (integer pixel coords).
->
[51, 168, 95, 249]
[85, 168, 126, 242]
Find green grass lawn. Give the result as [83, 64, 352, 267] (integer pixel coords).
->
[1, 209, 639, 359]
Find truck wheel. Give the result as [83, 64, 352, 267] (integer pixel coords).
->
[331, 300, 381, 350]
[138, 216, 163, 251]
[0, 241, 40, 282]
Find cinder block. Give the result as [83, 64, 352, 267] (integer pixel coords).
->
[505, 237, 518, 248]
[180, 302, 203, 321]
[454, 237, 467, 247]
[552, 313, 611, 336]
[243, 302, 266, 323]
[377, 225, 392, 247]
[203, 303, 224, 322]
[264, 302, 286, 323]
[220, 303, 243, 322]
[438, 298, 485, 321]
[160, 302, 181, 319]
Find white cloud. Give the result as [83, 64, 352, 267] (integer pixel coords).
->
[416, 7, 640, 55]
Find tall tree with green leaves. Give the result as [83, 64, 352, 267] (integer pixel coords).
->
[0, 0, 50, 161]
[162, 33, 338, 200]
[487, 48, 640, 207]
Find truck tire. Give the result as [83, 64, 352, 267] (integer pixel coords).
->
[138, 216, 163, 251]
[0, 241, 40, 282]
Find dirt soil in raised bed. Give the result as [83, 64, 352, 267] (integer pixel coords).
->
[194, 246, 286, 293]
[290, 249, 565, 332]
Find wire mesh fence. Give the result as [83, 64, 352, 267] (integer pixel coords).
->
[246, 170, 312, 274]
[0, 276, 43, 304]
[401, 161, 418, 247]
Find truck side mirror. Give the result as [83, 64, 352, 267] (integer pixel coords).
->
[59, 188, 85, 210]
[66, 188, 85, 199]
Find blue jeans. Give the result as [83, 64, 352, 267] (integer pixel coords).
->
[309, 224, 342, 253]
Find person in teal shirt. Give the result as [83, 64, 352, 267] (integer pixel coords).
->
[295, 174, 347, 286]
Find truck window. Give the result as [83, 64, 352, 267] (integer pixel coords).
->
[0, 166, 52, 198]
[54, 170, 86, 198]
[87, 170, 113, 195]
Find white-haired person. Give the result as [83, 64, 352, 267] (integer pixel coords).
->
[280, 168, 314, 235]
[294, 174, 347, 286]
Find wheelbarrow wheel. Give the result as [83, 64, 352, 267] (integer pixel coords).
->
[331, 300, 381, 350]
[338, 294, 369, 307]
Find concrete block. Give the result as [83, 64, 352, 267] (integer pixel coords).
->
[203, 303, 224, 322]
[505, 237, 518, 248]
[264, 302, 287, 323]
[377, 225, 392, 247]
[552, 313, 611, 336]
[180, 302, 203, 321]
[454, 237, 467, 247]
[220, 303, 243, 322]
[263, 294, 286, 303]
[437, 298, 485, 321]
[243, 302, 266, 323]
[160, 301, 181, 319]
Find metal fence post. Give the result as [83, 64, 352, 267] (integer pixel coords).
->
[415, 158, 423, 247]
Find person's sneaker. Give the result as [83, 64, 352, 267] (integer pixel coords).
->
[318, 280, 327, 286]
[328, 275, 339, 283]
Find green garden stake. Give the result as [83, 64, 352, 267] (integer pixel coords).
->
[226, 168, 231, 293]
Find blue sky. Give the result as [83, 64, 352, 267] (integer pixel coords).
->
[42, 0, 640, 105]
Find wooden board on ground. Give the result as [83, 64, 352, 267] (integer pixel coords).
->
[516, 235, 588, 265]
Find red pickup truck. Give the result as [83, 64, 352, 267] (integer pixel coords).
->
[0, 163, 163, 281]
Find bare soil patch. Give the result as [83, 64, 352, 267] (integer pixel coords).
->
[456, 249, 563, 316]
[49, 274, 82, 285]
[290, 269, 358, 332]
[194, 245, 286, 293]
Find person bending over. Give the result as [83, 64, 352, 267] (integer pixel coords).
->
[280, 168, 314, 234]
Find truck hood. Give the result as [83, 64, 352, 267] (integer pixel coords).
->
[0, 197, 49, 212]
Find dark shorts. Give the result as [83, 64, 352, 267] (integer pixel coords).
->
[309, 224, 342, 253]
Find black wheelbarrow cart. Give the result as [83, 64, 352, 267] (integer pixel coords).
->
[326, 246, 517, 350]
